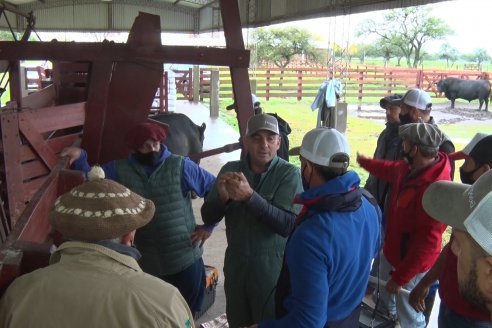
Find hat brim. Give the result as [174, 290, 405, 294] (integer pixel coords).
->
[390, 99, 404, 106]
[289, 146, 301, 156]
[423, 180, 469, 231]
[448, 151, 468, 161]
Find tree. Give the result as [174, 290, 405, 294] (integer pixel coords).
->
[464, 48, 490, 69]
[438, 43, 460, 68]
[357, 6, 452, 68]
[0, 31, 16, 41]
[253, 27, 320, 68]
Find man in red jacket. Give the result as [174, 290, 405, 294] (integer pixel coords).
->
[410, 133, 492, 328]
[358, 122, 451, 328]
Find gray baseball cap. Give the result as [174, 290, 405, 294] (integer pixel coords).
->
[399, 123, 443, 151]
[423, 170, 492, 255]
[245, 114, 279, 136]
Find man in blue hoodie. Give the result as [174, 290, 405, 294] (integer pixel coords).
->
[250, 127, 381, 328]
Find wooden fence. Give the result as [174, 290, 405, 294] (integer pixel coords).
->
[27, 65, 490, 108]
[198, 65, 489, 102]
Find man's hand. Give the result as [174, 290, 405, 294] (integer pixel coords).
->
[224, 172, 253, 203]
[216, 173, 232, 204]
[191, 225, 211, 248]
[60, 146, 82, 165]
[356, 152, 368, 164]
[409, 282, 429, 313]
[385, 278, 402, 294]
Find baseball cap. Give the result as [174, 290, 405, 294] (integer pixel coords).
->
[296, 127, 350, 168]
[448, 133, 492, 164]
[245, 114, 279, 136]
[380, 94, 402, 109]
[464, 192, 492, 255]
[423, 169, 492, 232]
[399, 123, 443, 151]
[393, 88, 432, 111]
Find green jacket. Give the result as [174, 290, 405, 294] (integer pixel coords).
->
[116, 155, 202, 276]
[206, 156, 302, 259]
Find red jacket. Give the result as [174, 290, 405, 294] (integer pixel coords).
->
[359, 153, 450, 285]
[439, 241, 490, 322]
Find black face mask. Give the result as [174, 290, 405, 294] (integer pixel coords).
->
[460, 166, 480, 185]
[402, 148, 414, 166]
[134, 149, 162, 166]
[399, 113, 412, 125]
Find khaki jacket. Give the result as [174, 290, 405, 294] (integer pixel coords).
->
[0, 241, 195, 328]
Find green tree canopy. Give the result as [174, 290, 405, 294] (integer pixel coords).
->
[356, 6, 452, 68]
[438, 43, 460, 68]
[463, 48, 491, 69]
[253, 27, 320, 68]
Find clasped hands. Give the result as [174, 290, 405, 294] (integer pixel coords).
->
[217, 172, 253, 204]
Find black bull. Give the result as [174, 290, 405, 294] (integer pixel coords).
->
[149, 112, 206, 163]
[436, 78, 491, 111]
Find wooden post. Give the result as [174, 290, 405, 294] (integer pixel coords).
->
[193, 65, 200, 103]
[297, 70, 302, 100]
[266, 69, 271, 101]
[210, 69, 219, 118]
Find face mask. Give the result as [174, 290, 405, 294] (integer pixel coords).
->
[134, 150, 162, 166]
[402, 148, 414, 166]
[301, 164, 310, 191]
[399, 113, 412, 125]
[460, 166, 480, 185]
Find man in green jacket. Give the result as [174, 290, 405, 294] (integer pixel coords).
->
[0, 167, 195, 328]
[201, 114, 303, 328]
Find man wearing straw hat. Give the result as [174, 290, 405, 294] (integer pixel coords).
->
[0, 167, 194, 328]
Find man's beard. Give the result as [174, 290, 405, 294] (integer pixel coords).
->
[459, 259, 491, 315]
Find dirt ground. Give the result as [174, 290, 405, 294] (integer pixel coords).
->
[354, 101, 492, 125]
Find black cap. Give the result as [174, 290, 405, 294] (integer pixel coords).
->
[470, 135, 492, 165]
[380, 94, 403, 109]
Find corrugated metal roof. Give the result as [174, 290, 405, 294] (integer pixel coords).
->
[0, 0, 450, 33]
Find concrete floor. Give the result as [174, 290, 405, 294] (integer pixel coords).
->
[170, 101, 238, 326]
[173, 100, 441, 328]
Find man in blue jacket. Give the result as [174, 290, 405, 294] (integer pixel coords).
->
[251, 127, 381, 328]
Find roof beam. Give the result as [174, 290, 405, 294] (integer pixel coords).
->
[0, 41, 250, 67]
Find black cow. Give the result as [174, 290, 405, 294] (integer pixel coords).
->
[149, 112, 206, 163]
[436, 78, 491, 111]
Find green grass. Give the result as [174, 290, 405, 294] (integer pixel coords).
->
[218, 97, 487, 185]
[219, 97, 488, 246]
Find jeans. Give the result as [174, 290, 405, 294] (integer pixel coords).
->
[438, 302, 492, 328]
[159, 257, 206, 315]
[375, 252, 426, 328]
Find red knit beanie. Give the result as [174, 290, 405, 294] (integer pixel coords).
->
[124, 122, 168, 150]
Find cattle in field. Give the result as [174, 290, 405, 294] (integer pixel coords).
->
[436, 78, 491, 111]
[149, 112, 206, 163]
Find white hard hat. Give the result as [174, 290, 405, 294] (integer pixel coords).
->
[299, 127, 350, 168]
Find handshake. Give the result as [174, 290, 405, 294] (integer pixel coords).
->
[217, 172, 254, 204]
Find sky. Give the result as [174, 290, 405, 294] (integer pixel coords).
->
[272, 0, 491, 56]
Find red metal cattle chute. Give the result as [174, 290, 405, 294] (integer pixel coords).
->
[0, 1, 253, 293]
